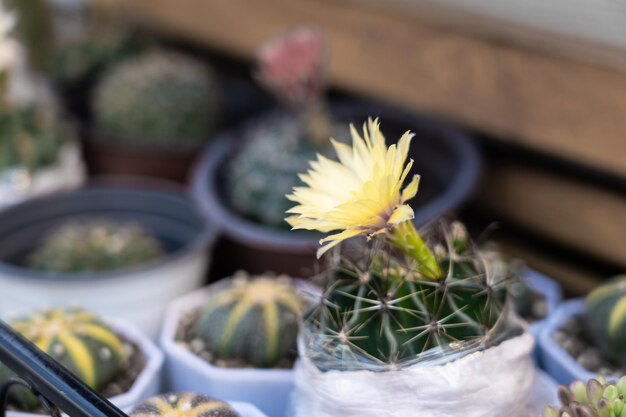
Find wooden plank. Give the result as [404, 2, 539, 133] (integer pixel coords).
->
[100, 0, 626, 178]
[477, 159, 626, 268]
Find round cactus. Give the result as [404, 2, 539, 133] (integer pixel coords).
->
[194, 272, 303, 368]
[0, 308, 124, 409]
[543, 376, 626, 417]
[0, 107, 67, 173]
[305, 221, 517, 368]
[130, 393, 238, 417]
[29, 219, 164, 273]
[583, 275, 626, 367]
[92, 50, 219, 147]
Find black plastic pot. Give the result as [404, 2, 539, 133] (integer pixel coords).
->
[0, 179, 216, 338]
[191, 101, 481, 278]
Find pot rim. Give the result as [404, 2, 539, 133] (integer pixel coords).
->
[0, 180, 216, 283]
[191, 100, 481, 252]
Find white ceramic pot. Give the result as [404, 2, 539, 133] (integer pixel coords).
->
[6, 317, 163, 417]
[160, 284, 313, 417]
[0, 185, 216, 339]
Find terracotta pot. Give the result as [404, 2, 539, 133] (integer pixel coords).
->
[192, 100, 481, 278]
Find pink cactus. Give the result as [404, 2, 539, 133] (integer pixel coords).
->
[255, 27, 327, 108]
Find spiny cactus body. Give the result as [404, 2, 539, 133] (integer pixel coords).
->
[0, 107, 66, 172]
[584, 275, 626, 368]
[92, 51, 218, 147]
[50, 29, 139, 85]
[305, 222, 516, 368]
[29, 219, 164, 273]
[195, 272, 303, 368]
[543, 376, 626, 417]
[226, 116, 346, 227]
[130, 393, 238, 417]
[0, 308, 123, 409]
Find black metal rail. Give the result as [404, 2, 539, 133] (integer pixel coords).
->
[0, 320, 128, 417]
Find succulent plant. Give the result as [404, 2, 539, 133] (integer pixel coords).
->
[49, 28, 140, 85]
[0, 106, 67, 173]
[130, 393, 239, 417]
[303, 221, 516, 368]
[0, 308, 124, 409]
[29, 219, 164, 273]
[543, 376, 626, 417]
[92, 50, 218, 147]
[583, 275, 626, 368]
[225, 27, 334, 227]
[194, 271, 303, 368]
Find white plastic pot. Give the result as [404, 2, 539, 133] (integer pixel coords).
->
[6, 317, 164, 417]
[0, 185, 215, 339]
[160, 285, 306, 417]
[0, 143, 85, 211]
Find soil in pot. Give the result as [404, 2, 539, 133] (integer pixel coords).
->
[514, 287, 548, 324]
[174, 308, 296, 370]
[553, 314, 625, 377]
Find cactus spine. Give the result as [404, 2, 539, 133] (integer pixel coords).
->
[584, 275, 626, 367]
[130, 393, 238, 417]
[0, 308, 123, 409]
[29, 219, 164, 273]
[543, 376, 626, 417]
[195, 272, 303, 368]
[306, 222, 515, 368]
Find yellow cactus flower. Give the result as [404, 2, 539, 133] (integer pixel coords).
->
[286, 118, 441, 279]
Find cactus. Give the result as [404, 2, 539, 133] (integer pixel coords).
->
[0, 308, 123, 409]
[29, 219, 164, 273]
[92, 50, 218, 147]
[583, 275, 626, 368]
[226, 116, 347, 227]
[543, 376, 626, 417]
[49, 28, 140, 85]
[194, 271, 303, 368]
[0, 107, 67, 173]
[130, 393, 238, 417]
[225, 28, 335, 227]
[304, 221, 516, 367]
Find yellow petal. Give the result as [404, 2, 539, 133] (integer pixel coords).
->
[316, 229, 362, 258]
[388, 204, 414, 225]
[401, 175, 420, 203]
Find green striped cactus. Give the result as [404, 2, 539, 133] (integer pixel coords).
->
[195, 272, 303, 368]
[0, 308, 123, 409]
[584, 275, 626, 367]
[130, 393, 238, 417]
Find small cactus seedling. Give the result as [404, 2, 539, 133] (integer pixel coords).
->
[29, 219, 164, 273]
[92, 50, 218, 147]
[543, 376, 626, 417]
[195, 272, 304, 368]
[583, 275, 626, 368]
[130, 393, 238, 417]
[0, 308, 124, 409]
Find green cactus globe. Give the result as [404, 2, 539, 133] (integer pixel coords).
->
[0, 308, 124, 409]
[583, 275, 626, 368]
[194, 272, 303, 368]
[306, 222, 515, 368]
[130, 393, 239, 417]
[29, 219, 164, 273]
[92, 51, 219, 147]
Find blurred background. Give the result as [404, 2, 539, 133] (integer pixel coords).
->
[1, 0, 625, 297]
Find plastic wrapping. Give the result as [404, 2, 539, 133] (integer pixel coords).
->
[292, 331, 535, 417]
